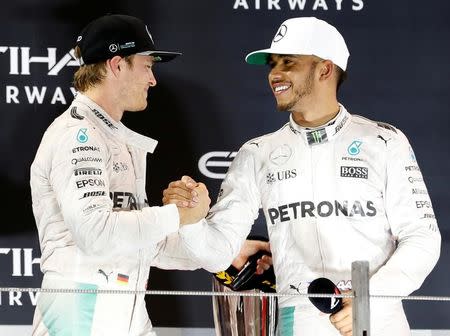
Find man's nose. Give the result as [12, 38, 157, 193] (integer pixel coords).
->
[148, 69, 157, 87]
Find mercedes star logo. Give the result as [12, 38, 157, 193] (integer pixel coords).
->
[109, 44, 118, 53]
[269, 144, 292, 165]
[273, 24, 287, 42]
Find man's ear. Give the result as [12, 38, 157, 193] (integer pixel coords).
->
[318, 60, 334, 81]
[107, 56, 123, 77]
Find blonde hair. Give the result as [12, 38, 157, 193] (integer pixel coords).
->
[72, 46, 134, 92]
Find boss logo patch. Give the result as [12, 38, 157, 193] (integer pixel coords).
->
[340, 166, 368, 179]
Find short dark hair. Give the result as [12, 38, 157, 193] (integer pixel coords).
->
[335, 65, 347, 93]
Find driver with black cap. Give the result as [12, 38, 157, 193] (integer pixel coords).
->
[30, 14, 211, 336]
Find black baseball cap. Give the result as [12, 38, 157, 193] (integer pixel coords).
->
[76, 14, 181, 65]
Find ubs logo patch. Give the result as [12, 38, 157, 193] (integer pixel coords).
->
[266, 169, 297, 184]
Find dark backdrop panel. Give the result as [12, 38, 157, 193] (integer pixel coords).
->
[0, 0, 449, 329]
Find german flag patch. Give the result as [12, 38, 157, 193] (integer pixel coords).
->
[117, 273, 129, 285]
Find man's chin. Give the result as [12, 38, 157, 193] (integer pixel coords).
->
[276, 103, 292, 112]
[128, 103, 148, 112]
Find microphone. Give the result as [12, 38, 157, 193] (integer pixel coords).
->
[307, 277, 343, 314]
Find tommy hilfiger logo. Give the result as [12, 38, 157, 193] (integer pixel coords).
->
[340, 166, 368, 179]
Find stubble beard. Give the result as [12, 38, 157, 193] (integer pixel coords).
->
[276, 63, 316, 112]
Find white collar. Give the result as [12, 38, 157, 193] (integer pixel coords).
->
[288, 104, 351, 145]
[71, 93, 158, 153]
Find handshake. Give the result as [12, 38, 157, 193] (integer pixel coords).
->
[162, 175, 211, 225]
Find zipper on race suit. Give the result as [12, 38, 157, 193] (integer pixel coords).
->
[127, 250, 141, 333]
[127, 149, 141, 333]
[310, 145, 326, 275]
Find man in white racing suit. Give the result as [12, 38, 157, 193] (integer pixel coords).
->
[30, 14, 209, 336]
[164, 17, 441, 335]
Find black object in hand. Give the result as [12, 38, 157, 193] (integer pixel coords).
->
[307, 277, 343, 314]
[230, 251, 267, 291]
[213, 235, 276, 293]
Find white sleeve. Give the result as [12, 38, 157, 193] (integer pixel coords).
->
[369, 130, 441, 296]
[151, 228, 202, 270]
[173, 145, 261, 272]
[50, 126, 180, 256]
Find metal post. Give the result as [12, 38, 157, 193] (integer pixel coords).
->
[352, 260, 370, 336]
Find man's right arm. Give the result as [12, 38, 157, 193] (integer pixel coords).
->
[47, 125, 207, 256]
[159, 146, 262, 272]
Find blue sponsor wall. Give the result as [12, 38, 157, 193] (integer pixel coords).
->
[0, 0, 449, 330]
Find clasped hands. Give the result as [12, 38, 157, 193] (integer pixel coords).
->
[162, 175, 210, 225]
[162, 175, 271, 274]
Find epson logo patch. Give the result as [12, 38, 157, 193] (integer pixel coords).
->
[340, 166, 368, 179]
[76, 178, 105, 189]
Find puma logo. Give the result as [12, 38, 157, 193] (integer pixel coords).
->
[377, 135, 391, 145]
[98, 269, 113, 282]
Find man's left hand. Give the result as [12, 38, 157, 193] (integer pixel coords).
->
[162, 175, 200, 208]
[232, 239, 272, 274]
[329, 291, 352, 336]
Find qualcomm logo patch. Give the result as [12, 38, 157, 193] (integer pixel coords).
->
[347, 140, 362, 155]
[269, 144, 292, 165]
[77, 128, 88, 143]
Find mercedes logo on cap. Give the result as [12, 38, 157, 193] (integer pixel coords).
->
[109, 44, 118, 53]
[273, 24, 287, 43]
